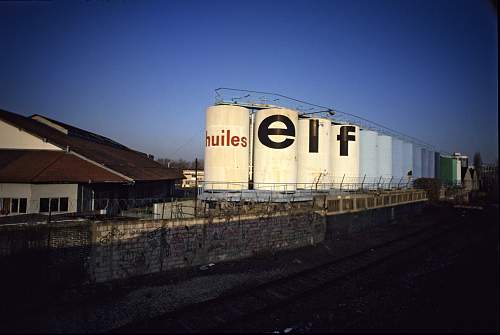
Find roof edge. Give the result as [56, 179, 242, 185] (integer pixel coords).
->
[68, 151, 134, 183]
[31, 115, 69, 134]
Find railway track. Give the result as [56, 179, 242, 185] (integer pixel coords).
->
[114, 214, 472, 333]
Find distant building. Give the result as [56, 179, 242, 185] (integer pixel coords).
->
[481, 163, 498, 174]
[182, 169, 204, 188]
[452, 152, 469, 168]
[0, 109, 183, 216]
[462, 167, 479, 192]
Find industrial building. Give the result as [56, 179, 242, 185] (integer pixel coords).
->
[202, 89, 468, 200]
[0, 109, 183, 217]
[181, 169, 204, 188]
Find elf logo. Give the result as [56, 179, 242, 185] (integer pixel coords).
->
[205, 130, 247, 147]
[337, 125, 356, 156]
[258, 115, 296, 149]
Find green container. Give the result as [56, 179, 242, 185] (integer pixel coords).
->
[440, 156, 454, 186]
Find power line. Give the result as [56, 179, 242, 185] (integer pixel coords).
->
[215, 87, 445, 152]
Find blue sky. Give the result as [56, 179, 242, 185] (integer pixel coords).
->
[0, 0, 497, 163]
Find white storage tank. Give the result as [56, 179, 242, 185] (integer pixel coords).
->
[359, 129, 378, 187]
[413, 145, 422, 179]
[330, 123, 360, 188]
[428, 150, 435, 178]
[377, 134, 392, 186]
[253, 108, 299, 191]
[434, 151, 441, 179]
[402, 141, 413, 182]
[297, 117, 331, 189]
[204, 105, 250, 190]
[421, 148, 429, 178]
[391, 137, 404, 186]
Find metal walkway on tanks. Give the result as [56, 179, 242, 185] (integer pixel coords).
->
[198, 187, 405, 203]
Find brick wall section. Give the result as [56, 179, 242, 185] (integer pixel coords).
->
[89, 209, 325, 283]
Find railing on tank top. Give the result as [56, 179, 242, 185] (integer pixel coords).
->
[200, 175, 414, 196]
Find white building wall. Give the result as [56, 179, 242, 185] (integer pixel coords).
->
[0, 183, 32, 198]
[0, 120, 62, 150]
[0, 183, 33, 216]
[31, 184, 79, 213]
[1, 183, 79, 215]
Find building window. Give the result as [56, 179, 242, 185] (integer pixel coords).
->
[40, 198, 50, 213]
[40, 197, 69, 213]
[0, 198, 11, 215]
[0, 198, 28, 215]
[19, 198, 27, 213]
[11, 198, 19, 213]
[59, 197, 68, 212]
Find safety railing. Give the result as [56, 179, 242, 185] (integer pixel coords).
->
[199, 176, 415, 202]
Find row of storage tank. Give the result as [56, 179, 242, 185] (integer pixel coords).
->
[204, 105, 462, 191]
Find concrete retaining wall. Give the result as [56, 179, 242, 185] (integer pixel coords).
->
[89, 210, 325, 282]
[0, 190, 428, 285]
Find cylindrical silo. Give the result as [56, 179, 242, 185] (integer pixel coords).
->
[428, 150, 435, 178]
[434, 152, 441, 180]
[204, 105, 250, 190]
[297, 117, 331, 189]
[412, 145, 422, 179]
[421, 148, 429, 178]
[402, 141, 413, 183]
[377, 134, 392, 187]
[391, 138, 404, 187]
[253, 108, 298, 191]
[359, 129, 378, 188]
[454, 158, 462, 186]
[330, 124, 360, 188]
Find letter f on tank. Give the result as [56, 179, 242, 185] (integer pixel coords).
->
[337, 126, 356, 156]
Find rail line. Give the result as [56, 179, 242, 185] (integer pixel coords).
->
[115, 217, 468, 333]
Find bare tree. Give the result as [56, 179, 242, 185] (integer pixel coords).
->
[156, 158, 204, 170]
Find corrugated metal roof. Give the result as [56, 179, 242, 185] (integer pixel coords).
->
[0, 109, 183, 181]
